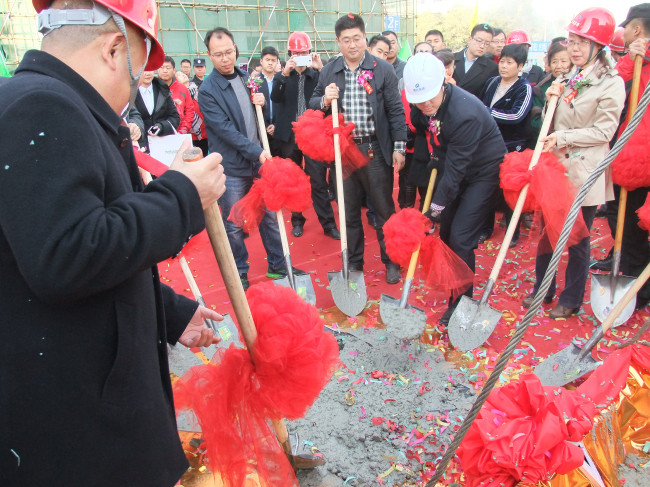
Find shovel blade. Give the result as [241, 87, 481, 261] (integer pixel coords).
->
[590, 273, 637, 327]
[379, 293, 426, 340]
[273, 274, 317, 306]
[328, 270, 367, 317]
[534, 344, 601, 387]
[447, 295, 502, 351]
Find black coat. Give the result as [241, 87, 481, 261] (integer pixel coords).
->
[0, 50, 204, 486]
[452, 49, 499, 98]
[309, 52, 407, 164]
[409, 83, 506, 208]
[271, 67, 319, 143]
[259, 74, 274, 127]
[132, 76, 180, 150]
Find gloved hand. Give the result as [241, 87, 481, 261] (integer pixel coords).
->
[427, 153, 442, 172]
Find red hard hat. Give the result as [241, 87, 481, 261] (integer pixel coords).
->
[33, 0, 164, 70]
[567, 7, 616, 47]
[609, 27, 627, 52]
[287, 31, 312, 52]
[506, 30, 531, 46]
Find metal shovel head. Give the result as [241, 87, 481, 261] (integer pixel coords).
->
[590, 273, 637, 327]
[447, 295, 503, 351]
[534, 343, 601, 387]
[273, 274, 317, 305]
[328, 269, 367, 317]
[379, 293, 426, 340]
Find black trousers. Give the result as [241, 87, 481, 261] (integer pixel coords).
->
[439, 173, 500, 300]
[271, 137, 336, 231]
[533, 206, 597, 308]
[397, 152, 417, 209]
[344, 142, 396, 267]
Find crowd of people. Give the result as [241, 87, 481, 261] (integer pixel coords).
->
[1, 0, 650, 484]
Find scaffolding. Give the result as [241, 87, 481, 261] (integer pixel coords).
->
[1, 0, 415, 74]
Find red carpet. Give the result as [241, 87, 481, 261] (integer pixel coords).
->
[160, 182, 650, 379]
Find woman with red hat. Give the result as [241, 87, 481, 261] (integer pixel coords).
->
[523, 7, 625, 318]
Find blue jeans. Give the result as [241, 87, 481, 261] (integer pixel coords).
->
[218, 175, 285, 275]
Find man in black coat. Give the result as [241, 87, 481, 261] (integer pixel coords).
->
[131, 69, 180, 151]
[271, 32, 339, 239]
[0, 1, 226, 485]
[452, 23, 499, 98]
[309, 14, 407, 284]
[405, 54, 506, 324]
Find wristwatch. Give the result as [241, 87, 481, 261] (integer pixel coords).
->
[395, 148, 406, 155]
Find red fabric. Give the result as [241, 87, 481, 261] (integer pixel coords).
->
[173, 282, 340, 487]
[638, 193, 650, 233]
[418, 235, 474, 299]
[383, 209, 432, 267]
[292, 109, 368, 176]
[133, 150, 169, 177]
[499, 149, 538, 213]
[169, 80, 195, 134]
[228, 157, 312, 232]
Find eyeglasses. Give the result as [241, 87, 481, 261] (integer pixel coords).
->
[472, 38, 492, 47]
[210, 48, 236, 59]
[565, 39, 592, 49]
[339, 36, 365, 46]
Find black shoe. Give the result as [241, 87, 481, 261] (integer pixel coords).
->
[267, 267, 307, 279]
[508, 237, 519, 248]
[591, 256, 612, 272]
[439, 306, 455, 326]
[348, 263, 363, 272]
[595, 204, 607, 218]
[522, 293, 553, 308]
[324, 227, 341, 240]
[292, 225, 303, 237]
[240, 273, 250, 291]
[386, 265, 400, 284]
[478, 233, 490, 244]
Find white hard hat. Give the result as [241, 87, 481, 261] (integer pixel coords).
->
[404, 53, 446, 104]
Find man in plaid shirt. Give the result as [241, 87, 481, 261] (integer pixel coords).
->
[310, 13, 406, 284]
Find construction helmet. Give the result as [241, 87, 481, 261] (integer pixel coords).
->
[567, 7, 616, 47]
[403, 53, 446, 104]
[609, 27, 627, 53]
[506, 30, 531, 46]
[287, 31, 312, 52]
[33, 0, 164, 70]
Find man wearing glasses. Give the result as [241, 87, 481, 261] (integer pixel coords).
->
[453, 23, 499, 98]
[310, 13, 407, 284]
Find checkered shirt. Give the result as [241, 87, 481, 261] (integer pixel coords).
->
[342, 56, 375, 137]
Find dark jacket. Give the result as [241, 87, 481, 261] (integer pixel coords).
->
[521, 64, 546, 86]
[452, 49, 499, 98]
[481, 76, 533, 151]
[0, 50, 204, 486]
[259, 73, 275, 127]
[199, 66, 264, 177]
[309, 52, 406, 165]
[271, 67, 319, 143]
[131, 76, 180, 150]
[409, 83, 506, 208]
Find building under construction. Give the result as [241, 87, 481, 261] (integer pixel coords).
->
[1, 0, 416, 75]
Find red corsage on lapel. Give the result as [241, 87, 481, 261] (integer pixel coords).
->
[428, 117, 441, 146]
[357, 69, 374, 95]
[247, 73, 264, 101]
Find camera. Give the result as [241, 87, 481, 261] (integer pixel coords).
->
[294, 54, 312, 67]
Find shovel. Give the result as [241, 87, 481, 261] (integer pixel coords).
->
[379, 169, 437, 340]
[327, 99, 367, 317]
[254, 105, 317, 305]
[448, 96, 560, 352]
[197, 150, 324, 469]
[536, 260, 650, 387]
[590, 57, 643, 324]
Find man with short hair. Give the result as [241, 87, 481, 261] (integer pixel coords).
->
[199, 27, 294, 290]
[192, 57, 207, 87]
[132, 69, 180, 151]
[368, 34, 391, 60]
[425, 29, 446, 51]
[180, 58, 192, 77]
[271, 32, 339, 239]
[311, 14, 407, 284]
[259, 46, 279, 137]
[452, 23, 498, 98]
[382, 29, 406, 79]
[0, 0, 226, 484]
[158, 56, 194, 134]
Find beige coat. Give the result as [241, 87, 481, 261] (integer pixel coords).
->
[546, 63, 625, 207]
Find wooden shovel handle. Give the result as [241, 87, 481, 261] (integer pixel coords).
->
[487, 95, 559, 282]
[405, 169, 438, 281]
[613, 57, 643, 256]
[179, 256, 203, 301]
[331, 99, 348, 253]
